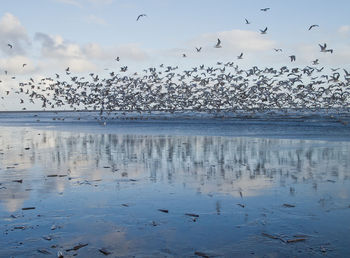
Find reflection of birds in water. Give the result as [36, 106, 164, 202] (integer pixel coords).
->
[216, 201, 221, 215]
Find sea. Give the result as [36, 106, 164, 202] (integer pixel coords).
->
[0, 110, 349, 257]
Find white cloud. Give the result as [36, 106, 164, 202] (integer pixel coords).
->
[0, 13, 30, 55]
[290, 42, 350, 66]
[0, 55, 36, 74]
[191, 29, 276, 53]
[35, 32, 83, 59]
[85, 14, 108, 26]
[338, 25, 350, 35]
[34, 32, 149, 73]
[66, 58, 97, 72]
[83, 42, 148, 61]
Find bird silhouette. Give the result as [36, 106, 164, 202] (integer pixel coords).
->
[136, 14, 147, 21]
[215, 38, 222, 48]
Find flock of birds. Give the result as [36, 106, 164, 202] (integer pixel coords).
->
[0, 7, 349, 116]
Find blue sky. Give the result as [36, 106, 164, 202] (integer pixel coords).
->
[0, 0, 350, 109]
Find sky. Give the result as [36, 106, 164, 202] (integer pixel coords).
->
[0, 0, 350, 110]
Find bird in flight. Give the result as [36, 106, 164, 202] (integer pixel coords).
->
[237, 53, 243, 59]
[245, 18, 250, 24]
[308, 24, 319, 30]
[136, 14, 147, 21]
[215, 38, 222, 48]
[115, 57, 120, 61]
[289, 55, 296, 62]
[319, 43, 327, 52]
[195, 47, 202, 52]
[260, 27, 268, 34]
[7, 43, 13, 48]
[274, 48, 282, 52]
[22, 63, 27, 67]
[182, 53, 187, 58]
[260, 8, 270, 11]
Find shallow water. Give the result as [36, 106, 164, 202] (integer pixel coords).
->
[0, 113, 350, 257]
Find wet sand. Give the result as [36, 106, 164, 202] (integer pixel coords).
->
[1, 114, 350, 257]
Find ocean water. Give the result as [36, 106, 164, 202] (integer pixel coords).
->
[0, 111, 350, 257]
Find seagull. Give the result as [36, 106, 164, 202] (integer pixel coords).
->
[182, 53, 187, 58]
[136, 14, 147, 21]
[325, 49, 333, 54]
[308, 24, 319, 30]
[319, 43, 327, 52]
[260, 8, 270, 11]
[7, 43, 13, 48]
[312, 59, 319, 65]
[195, 47, 202, 52]
[237, 53, 243, 59]
[260, 27, 268, 34]
[115, 57, 120, 61]
[274, 48, 282, 52]
[215, 38, 222, 48]
[245, 18, 250, 24]
[22, 64, 27, 67]
[289, 55, 296, 62]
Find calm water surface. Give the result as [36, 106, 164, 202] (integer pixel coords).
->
[0, 113, 350, 257]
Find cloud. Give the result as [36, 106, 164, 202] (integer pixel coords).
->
[85, 14, 108, 26]
[35, 32, 149, 62]
[0, 55, 36, 74]
[338, 25, 350, 35]
[35, 32, 83, 59]
[34, 32, 149, 73]
[291, 42, 350, 66]
[0, 13, 30, 55]
[190, 29, 276, 53]
[83, 42, 149, 61]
